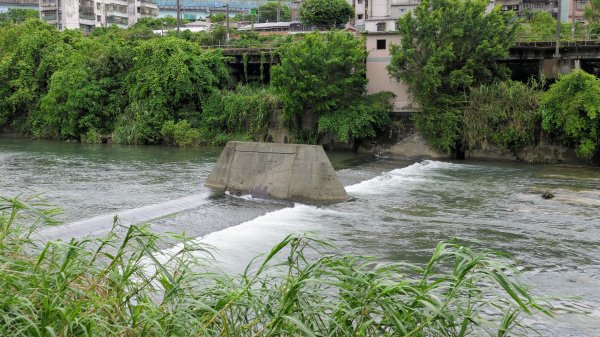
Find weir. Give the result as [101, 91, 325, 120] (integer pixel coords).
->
[205, 141, 348, 202]
[37, 193, 211, 241]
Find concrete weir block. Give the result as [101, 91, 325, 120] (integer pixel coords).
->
[205, 141, 348, 202]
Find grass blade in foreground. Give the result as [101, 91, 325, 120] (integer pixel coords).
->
[0, 196, 550, 336]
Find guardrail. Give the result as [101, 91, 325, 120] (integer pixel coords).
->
[515, 34, 600, 47]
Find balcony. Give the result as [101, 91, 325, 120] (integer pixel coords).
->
[139, 7, 158, 15]
[42, 14, 57, 21]
[106, 15, 128, 25]
[80, 13, 95, 21]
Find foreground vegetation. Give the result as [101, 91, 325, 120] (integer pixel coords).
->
[0, 196, 548, 336]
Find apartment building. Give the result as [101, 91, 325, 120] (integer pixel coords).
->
[495, 0, 589, 22]
[348, 0, 420, 32]
[39, 0, 158, 31]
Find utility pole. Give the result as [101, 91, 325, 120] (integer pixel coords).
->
[226, 3, 230, 46]
[555, 0, 561, 57]
[571, 0, 576, 38]
[277, 0, 281, 22]
[176, 0, 181, 35]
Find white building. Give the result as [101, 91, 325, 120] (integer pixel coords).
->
[349, 0, 420, 32]
[39, 0, 158, 31]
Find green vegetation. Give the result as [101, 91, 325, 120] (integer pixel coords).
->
[516, 11, 586, 42]
[115, 38, 230, 144]
[0, 8, 38, 26]
[258, 1, 291, 23]
[584, 0, 600, 34]
[0, 196, 548, 336]
[1, 19, 390, 147]
[541, 70, 600, 160]
[132, 17, 186, 30]
[464, 80, 542, 152]
[388, 0, 516, 156]
[209, 13, 227, 23]
[202, 85, 279, 145]
[272, 31, 392, 144]
[0, 20, 231, 145]
[299, 0, 354, 27]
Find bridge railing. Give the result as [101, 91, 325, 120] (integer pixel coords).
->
[199, 43, 277, 52]
[515, 33, 600, 47]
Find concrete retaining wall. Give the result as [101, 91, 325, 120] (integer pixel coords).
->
[205, 141, 348, 202]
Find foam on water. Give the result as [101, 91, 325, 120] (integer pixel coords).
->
[346, 160, 459, 194]
[186, 204, 349, 272]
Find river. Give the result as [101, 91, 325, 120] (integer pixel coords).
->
[1, 137, 599, 336]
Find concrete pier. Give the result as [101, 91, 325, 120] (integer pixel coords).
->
[205, 141, 348, 202]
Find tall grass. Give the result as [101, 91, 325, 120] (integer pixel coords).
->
[0, 196, 549, 336]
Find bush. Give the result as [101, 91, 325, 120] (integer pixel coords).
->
[161, 120, 201, 146]
[464, 80, 542, 152]
[541, 70, 600, 160]
[0, 196, 549, 337]
[80, 128, 102, 143]
[201, 85, 279, 143]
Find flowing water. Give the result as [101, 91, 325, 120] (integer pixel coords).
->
[1, 137, 599, 336]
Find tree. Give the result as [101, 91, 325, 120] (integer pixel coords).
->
[299, 0, 353, 27]
[387, 0, 516, 155]
[271, 31, 392, 144]
[258, 2, 291, 22]
[541, 70, 600, 160]
[114, 37, 230, 144]
[518, 11, 556, 41]
[0, 20, 62, 130]
[584, 0, 600, 34]
[0, 8, 38, 26]
[32, 33, 134, 140]
[464, 80, 542, 152]
[210, 13, 227, 23]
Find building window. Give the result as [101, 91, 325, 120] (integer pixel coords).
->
[376, 22, 386, 32]
[96, 2, 100, 9]
[137, 6, 140, 13]
[357, 0, 363, 3]
[97, 15, 101, 21]
[376, 39, 386, 50]
[357, 14, 363, 20]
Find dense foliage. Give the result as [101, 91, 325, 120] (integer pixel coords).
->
[299, 0, 354, 27]
[0, 196, 548, 336]
[132, 16, 185, 29]
[201, 85, 280, 144]
[115, 38, 230, 144]
[388, 0, 516, 155]
[258, 2, 291, 23]
[0, 20, 63, 132]
[0, 20, 240, 144]
[584, 0, 600, 34]
[464, 80, 542, 152]
[541, 70, 600, 160]
[272, 31, 392, 144]
[1, 19, 390, 147]
[0, 8, 38, 26]
[516, 11, 585, 42]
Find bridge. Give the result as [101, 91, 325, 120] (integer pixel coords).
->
[507, 37, 600, 79]
[212, 36, 600, 84]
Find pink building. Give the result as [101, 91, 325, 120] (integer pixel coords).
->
[365, 32, 413, 112]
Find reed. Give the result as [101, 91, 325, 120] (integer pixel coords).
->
[0, 196, 549, 336]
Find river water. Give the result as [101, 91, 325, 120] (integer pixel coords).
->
[1, 137, 599, 336]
